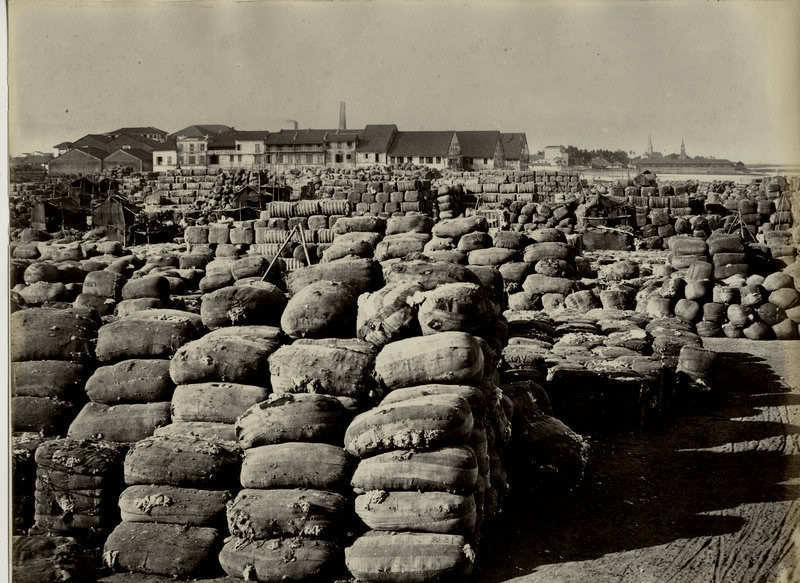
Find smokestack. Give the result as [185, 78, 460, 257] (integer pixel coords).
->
[338, 101, 346, 130]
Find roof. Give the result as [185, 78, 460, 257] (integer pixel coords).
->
[265, 129, 360, 146]
[501, 133, 527, 160]
[267, 129, 326, 146]
[71, 134, 114, 150]
[208, 133, 237, 150]
[54, 141, 73, 149]
[234, 130, 271, 141]
[356, 124, 397, 153]
[455, 131, 500, 158]
[325, 130, 361, 143]
[108, 126, 168, 136]
[93, 194, 139, 215]
[37, 196, 84, 212]
[106, 148, 152, 162]
[388, 131, 455, 157]
[54, 146, 107, 161]
[107, 134, 163, 152]
[152, 137, 177, 152]
[170, 125, 235, 139]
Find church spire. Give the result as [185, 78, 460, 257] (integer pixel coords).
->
[647, 134, 654, 156]
[680, 137, 687, 159]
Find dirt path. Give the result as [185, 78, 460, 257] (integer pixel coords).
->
[477, 339, 800, 583]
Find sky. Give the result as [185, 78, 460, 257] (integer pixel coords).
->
[8, 0, 800, 164]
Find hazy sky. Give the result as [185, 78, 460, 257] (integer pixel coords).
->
[8, 0, 800, 163]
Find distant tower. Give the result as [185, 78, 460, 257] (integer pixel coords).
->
[338, 102, 346, 130]
[647, 134, 654, 157]
[680, 137, 687, 159]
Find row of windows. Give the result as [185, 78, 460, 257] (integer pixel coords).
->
[160, 152, 494, 168]
[389, 156, 444, 164]
[385, 156, 490, 165]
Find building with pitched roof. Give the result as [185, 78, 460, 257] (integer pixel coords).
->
[152, 138, 178, 173]
[104, 148, 153, 173]
[171, 124, 236, 169]
[105, 127, 168, 143]
[48, 147, 106, 176]
[387, 131, 455, 168]
[263, 129, 361, 170]
[356, 124, 397, 166]
[500, 133, 530, 170]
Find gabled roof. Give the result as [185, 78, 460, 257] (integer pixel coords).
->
[501, 133, 527, 160]
[171, 125, 235, 139]
[54, 141, 73, 149]
[455, 131, 501, 158]
[56, 146, 107, 161]
[357, 124, 397, 153]
[106, 148, 152, 162]
[388, 131, 455, 157]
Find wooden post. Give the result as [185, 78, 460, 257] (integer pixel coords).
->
[297, 223, 312, 265]
[262, 225, 299, 281]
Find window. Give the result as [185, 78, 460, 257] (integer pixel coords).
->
[483, 158, 488, 164]
[426, 157, 433, 164]
[407, 157, 413, 164]
[255, 144, 262, 153]
[436, 157, 442, 164]
[306, 154, 313, 164]
[346, 154, 352, 160]
[188, 155, 196, 165]
[335, 153, 343, 163]
[209, 154, 219, 164]
[236, 144, 241, 151]
[199, 144, 205, 152]
[375, 153, 379, 162]
[266, 155, 271, 164]
[189, 143, 195, 153]
[237, 155, 242, 163]
[230, 155, 235, 163]
[156, 156, 163, 165]
[282, 154, 288, 164]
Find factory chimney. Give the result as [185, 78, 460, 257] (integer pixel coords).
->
[338, 101, 346, 130]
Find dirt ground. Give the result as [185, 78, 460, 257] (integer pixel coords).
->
[477, 338, 800, 583]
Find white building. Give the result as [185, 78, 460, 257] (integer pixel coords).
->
[544, 145, 569, 166]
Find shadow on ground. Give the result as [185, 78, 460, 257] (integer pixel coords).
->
[477, 350, 800, 582]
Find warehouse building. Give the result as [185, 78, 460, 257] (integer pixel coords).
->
[104, 148, 153, 173]
[48, 147, 106, 176]
[144, 124, 529, 172]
